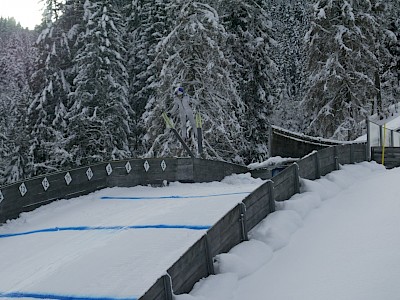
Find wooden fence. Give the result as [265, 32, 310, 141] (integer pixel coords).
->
[371, 147, 400, 169]
[0, 158, 247, 224]
[269, 125, 351, 158]
[0, 143, 368, 299]
[139, 143, 368, 299]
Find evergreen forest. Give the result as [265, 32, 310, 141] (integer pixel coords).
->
[0, 0, 399, 184]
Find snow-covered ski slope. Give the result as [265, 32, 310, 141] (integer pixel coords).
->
[2, 161, 400, 300]
[0, 174, 265, 300]
[176, 162, 400, 300]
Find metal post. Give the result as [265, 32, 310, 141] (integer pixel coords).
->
[268, 126, 273, 157]
[391, 130, 394, 147]
[382, 124, 386, 166]
[366, 118, 371, 161]
[196, 113, 203, 157]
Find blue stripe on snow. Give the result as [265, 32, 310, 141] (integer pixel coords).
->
[0, 224, 211, 239]
[100, 191, 251, 200]
[0, 292, 137, 300]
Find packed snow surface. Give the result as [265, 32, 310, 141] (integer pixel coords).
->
[0, 173, 264, 299]
[177, 161, 400, 300]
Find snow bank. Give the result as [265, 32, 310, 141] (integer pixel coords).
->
[247, 156, 297, 170]
[177, 162, 390, 299]
[175, 273, 239, 300]
[220, 173, 264, 185]
[275, 192, 321, 218]
[249, 210, 303, 251]
[213, 240, 273, 278]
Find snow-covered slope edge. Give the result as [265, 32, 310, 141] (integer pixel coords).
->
[175, 162, 388, 300]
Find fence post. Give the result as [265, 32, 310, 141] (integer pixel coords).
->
[334, 146, 339, 170]
[204, 234, 215, 275]
[239, 203, 248, 242]
[196, 113, 203, 157]
[268, 180, 275, 212]
[293, 163, 300, 194]
[350, 144, 354, 164]
[314, 152, 321, 179]
[163, 273, 173, 300]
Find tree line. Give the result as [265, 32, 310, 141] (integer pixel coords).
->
[0, 0, 399, 184]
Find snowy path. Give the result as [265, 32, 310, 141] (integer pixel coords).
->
[0, 175, 265, 299]
[177, 162, 400, 300]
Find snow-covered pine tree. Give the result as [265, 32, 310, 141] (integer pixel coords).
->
[302, 0, 382, 140]
[126, 0, 171, 155]
[379, 0, 400, 117]
[67, 0, 132, 166]
[0, 19, 36, 183]
[29, 0, 85, 174]
[266, 0, 310, 132]
[143, 1, 246, 163]
[218, 0, 278, 163]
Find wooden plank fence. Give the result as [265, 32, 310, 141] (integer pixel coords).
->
[139, 143, 368, 299]
[371, 147, 400, 169]
[0, 143, 370, 300]
[0, 158, 248, 224]
[269, 125, 347, 158]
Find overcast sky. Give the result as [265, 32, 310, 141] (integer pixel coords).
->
[0, 0, 43, 29]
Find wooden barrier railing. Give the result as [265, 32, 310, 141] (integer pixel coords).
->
[0, 158, 247, 224]
[269, 125, 356, 158]
[371, 147, 400, 169]
[139, 143, 368, 299]
[0, 143, 368, 299]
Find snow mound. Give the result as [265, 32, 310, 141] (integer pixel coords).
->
[221, 173, 264, 185]
[247, 156, 297, 170]
[175, 273, 239, 300]
[213, 240, 273, 279]
[275, 192, 322, 218]
[249, 210, 303, 251]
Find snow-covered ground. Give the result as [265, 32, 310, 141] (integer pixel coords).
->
[177, 161, 400, 300]
[0, 174, 265, 300]
[1, 161, 399, 300]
